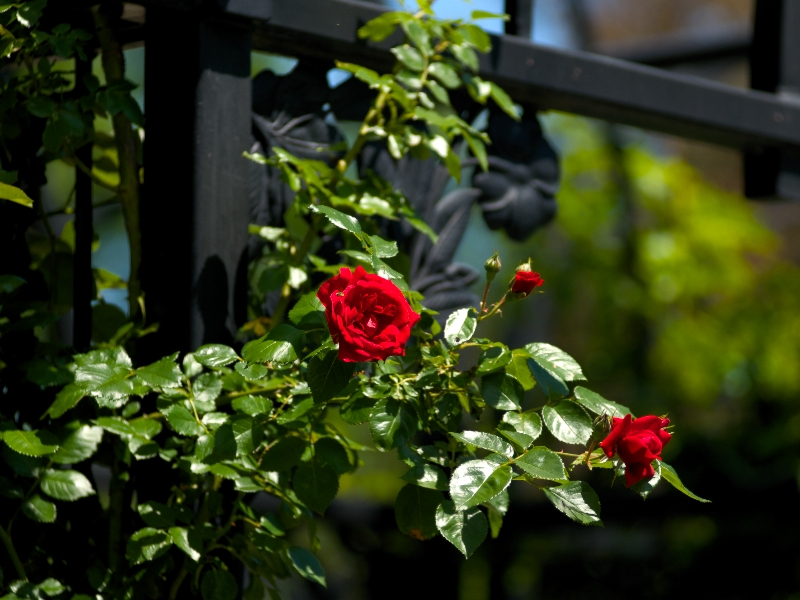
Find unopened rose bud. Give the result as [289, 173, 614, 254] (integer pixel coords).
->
[484, 252, 501, 283]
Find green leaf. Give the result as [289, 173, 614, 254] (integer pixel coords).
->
[425, 79, 450, 105]
[193, 372, 222, 404]
[0, 274, 25, 294]
[450, 431, 514, 458]
[200, 569, 238, 600]
[542, 401, 593, 445]
[288, 291, 324, 326]
[307, 351, 356, 405]
[514, 447, 567, 481]
[231, 395, 272, 416]
[573, 386, 630, 418]
[369, 398, 417, 451]
[435, 500, 487, 558]
[75, 362, 134, 401]
[22, 494, 56, 523]
[0, 181, 33, 208]
[293, 458, 338, 515]
[3, 430, 59, 456]
[428, 62, 461, 89]
[444, 308, 477, 346]
[194, 344, 239, 368]
[136, 356, 183, 389]
[340, 393, 375, 425]
[37, 577, 65, 596]
[526, 357, 569, 400]
[394, 483, 443, 540]
[234, 362, 270, 380]
[449, 455, 512, 509]
[471, 9, 508, 20]
[481, 373, 523, 411]
[630, 461, 661, 500]
[403, 20, 431, 55]
[138, 501, 178, 528]
[242, 324, 306, 364]
[525, 343, 586, 381]
[660, 462, 711, 503]
[404, 215, 438, 243]
[95, 416, 134, 436]
[277, 397, 315, 426]
[45, 383, 86, 419]
[401, 463, 448, 491]
[287, 547, 327, 587]
[357, 12, 399, 42]
[476, 344, 511, 375]
[499, 411, 541, 447]
[40, 469, 94, 501]
[310, 205, 361, 237]
[52, 424, 103, 464]
[391, 44, 424, 71]
[260, 436, 306, 472]
[126, 527, 173, 565]
[505, 350, 536, 391]
[488, 81, 519, 120]
[169, 526, 202, 561]
[164, 405, 204, 436]
[232, 415, 261, 456]
[543, 481, 602, 526]
[368, 234, 399, 258]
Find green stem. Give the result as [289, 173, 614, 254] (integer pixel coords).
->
[477, 293, 508, 322]
[0, 523, 26, 581]
[168, 558, 190, 600]
[93, 5, 142, 320]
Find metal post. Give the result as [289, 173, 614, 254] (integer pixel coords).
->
[745, 0, 800, 200]
[142, 8, 252, 356]
[73, 56, 93, 351]
[504, 0, 533, 38]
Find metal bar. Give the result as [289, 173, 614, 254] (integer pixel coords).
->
[73, 56, 93, 351]
[135, 0, 800, 153]
[246, 0, 800, 153]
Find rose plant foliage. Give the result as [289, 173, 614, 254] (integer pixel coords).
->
[0, 2, 708, 599]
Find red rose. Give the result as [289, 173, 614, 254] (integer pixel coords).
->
[599, 414, 672, 487]
[317, 266, 420, 363]
[511, 270, 544, 296]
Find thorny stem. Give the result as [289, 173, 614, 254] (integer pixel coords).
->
[0, 523, 27, 581]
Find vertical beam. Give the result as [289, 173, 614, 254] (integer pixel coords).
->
[504, 0, 533, 38]
[745, 0, 800, 200]
[142, 10, 252, 356]
[73, 56, 93, 351]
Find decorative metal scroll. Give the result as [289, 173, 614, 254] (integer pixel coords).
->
[249, 60, 560, 315]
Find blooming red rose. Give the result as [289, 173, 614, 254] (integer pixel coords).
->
[511, 270, 544, 296]
[599, 414, 672, 487]
[317, 266, 420, 363]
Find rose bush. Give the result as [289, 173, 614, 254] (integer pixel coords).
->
[600, 414, 672, 486]
[317, 266, 420, 362]
[0, 3, 708, 598]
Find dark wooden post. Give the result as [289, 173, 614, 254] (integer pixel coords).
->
[142, 7, 253, 356]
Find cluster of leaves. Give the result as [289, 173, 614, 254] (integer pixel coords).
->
[0, 3, 704, 599]
[0, 1, 141, 205]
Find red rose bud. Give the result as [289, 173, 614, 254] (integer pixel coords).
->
[317, 266, 421, 363]
[599, 414, 672, 487]
[510, 270, 544, 297]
